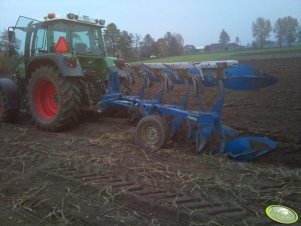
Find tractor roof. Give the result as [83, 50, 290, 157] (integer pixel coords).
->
[43, 13, 105, 28]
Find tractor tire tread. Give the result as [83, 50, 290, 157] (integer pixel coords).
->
[27, 66, 81, 131]
[0, 89, 19, 123]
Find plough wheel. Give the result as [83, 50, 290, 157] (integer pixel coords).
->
[136, 115, 169, 150]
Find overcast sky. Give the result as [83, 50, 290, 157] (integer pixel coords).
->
[0, 0, 300, 47]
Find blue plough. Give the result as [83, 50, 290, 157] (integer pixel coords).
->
[101, 60, 278, 161]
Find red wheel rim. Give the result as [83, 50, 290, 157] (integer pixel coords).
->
[34, 78, 58, 121]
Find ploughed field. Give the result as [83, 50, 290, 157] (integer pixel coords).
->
[0, 56, 300, 225]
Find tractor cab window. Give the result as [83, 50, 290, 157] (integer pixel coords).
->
[49, 22, 104, 56]
[29, 28, 47, 56]
[69, 24, 104, 56]
[52, 23, 68, 43]
[72, 31, 91, 54]
[49, 22, 69, 52]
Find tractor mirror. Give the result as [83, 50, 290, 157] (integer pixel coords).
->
[8, 30, 16, 43]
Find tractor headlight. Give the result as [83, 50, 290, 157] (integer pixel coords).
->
[98, 19, 105, 25]
[67, 13, 78, 20]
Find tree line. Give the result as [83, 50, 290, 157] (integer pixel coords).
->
[253, 16, 299, 48]
[104, 23, 184, 61]
[107, 15, 301, 60]
[218, 16, 300, 48]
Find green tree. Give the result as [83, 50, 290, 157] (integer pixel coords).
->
[117, 31, 134, 60]
[252, 17, 272, 48]
[140, 34, 156, 58]
[0, 29, 20, 72]
[0, 30, 8, 53]
[133, 33, 141, 49]
[104, 23, 120, 57]
[285, 16, 299, 46]
[274, 17, 286, 47]
[297, 25, 301, 43]
[219, 29, 230, 44]
[274, 16, 299, 47]
[132, 33, 142, 60]
[104, 23, 135, 60]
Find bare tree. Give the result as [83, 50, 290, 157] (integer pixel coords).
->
[252, 17, 272, 48]
[162, 32, 184, 56]
[219, 29, 230, 45]
[174, 33, 184, 50]
[156, 38, 169, 57]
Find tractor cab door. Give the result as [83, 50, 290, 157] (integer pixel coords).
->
[30, 27, 48, 56]
[9, 16, 42, 77]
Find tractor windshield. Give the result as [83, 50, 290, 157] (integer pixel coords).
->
[51, 21, 105, 56]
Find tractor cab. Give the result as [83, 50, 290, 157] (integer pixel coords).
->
[8, 13, 110, 80]
[43, 13, 107, 57]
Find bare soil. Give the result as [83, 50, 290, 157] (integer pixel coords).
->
[0, 56, 300, 226]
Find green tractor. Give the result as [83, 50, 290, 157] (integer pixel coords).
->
[0, 13, 128, 131]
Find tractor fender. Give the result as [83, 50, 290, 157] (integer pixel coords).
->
[0, 78, 20, 109]
[26, 54, 84, 78]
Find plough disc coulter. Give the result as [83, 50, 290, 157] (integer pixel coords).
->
[101, 60, 278, 161]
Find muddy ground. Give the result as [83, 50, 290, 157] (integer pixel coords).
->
[0, 55, 300, 226]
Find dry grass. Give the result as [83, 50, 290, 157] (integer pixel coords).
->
[88, 132, 131, 148]
[197, 154, 301, 205]
[10, 182, 48, 211]
[122, 151, 301, 217]
[38, 199, 70, 226]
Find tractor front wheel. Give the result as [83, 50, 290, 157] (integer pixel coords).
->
[0, 89, 18, 123]
[27, 66, 81, 131]
[136, 115, 169, 150]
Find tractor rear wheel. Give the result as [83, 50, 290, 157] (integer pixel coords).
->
[27, 66, 81, 131]
[136, 115, 169, 150]
[0, 89, 18, 123]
